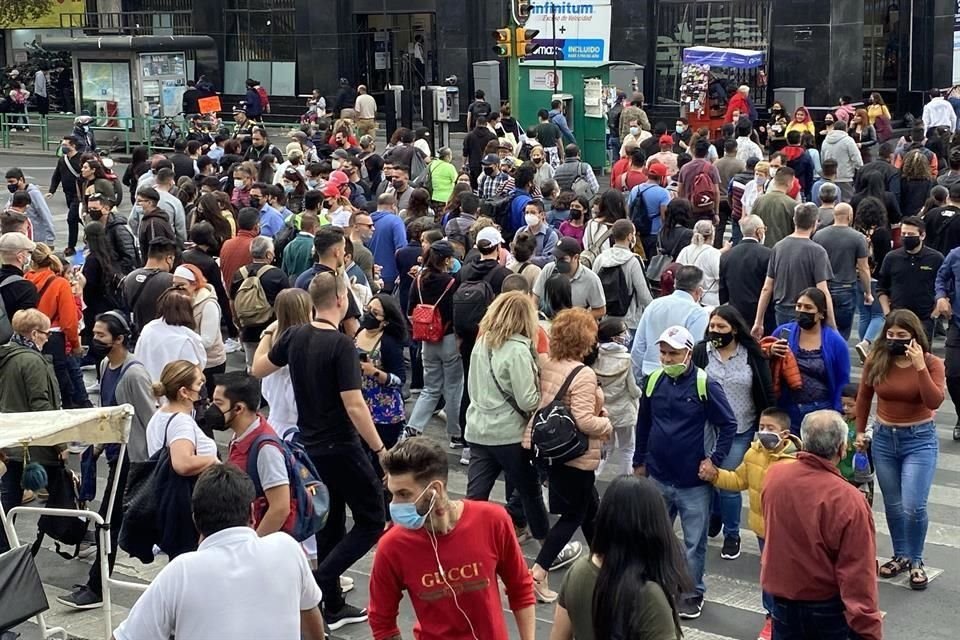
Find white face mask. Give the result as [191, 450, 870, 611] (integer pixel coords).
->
[768, 167, 779, 178]
[524, 213, 540, 228]
[233, 179, 245, 190]
[629, 126, 639, 136]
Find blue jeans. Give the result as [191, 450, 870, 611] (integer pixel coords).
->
[715, 429, 755, 538]
[828, 282, 856, 341]
[786, 399, 833, 436]
[772, 596, 860, 639]
[407, 334, 463, 437]
[857, 280, 884, 343]
[652, 478, 712, 595]
[757, 537, 774, 615]
[872, 422, 939, 563]
[731, 218, 743, 245]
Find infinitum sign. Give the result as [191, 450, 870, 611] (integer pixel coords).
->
[521, 0, 612, 64]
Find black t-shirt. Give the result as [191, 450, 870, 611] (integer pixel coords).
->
[269, 323, 363, 450]
[468, 100, 492, 122]
[122, 268, 174, 331]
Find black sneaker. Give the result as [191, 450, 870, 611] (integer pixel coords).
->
[721, 535, 741, 560]
[56, 584, 103, 610]
[449, 436, 466, 449]
[677, 594, 704, 619]
[324, 603, 368, 631]
[708, 513, 722, 538]
[953, 425, 960, 441]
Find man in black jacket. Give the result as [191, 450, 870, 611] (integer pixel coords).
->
[462, 117, 497, 189]
[47, 134, 83, 252]
[855, 142, 902, 203]
[719, 214, 774, 335]
[0, 232, 38, 321]
[168, 138, 197, 181]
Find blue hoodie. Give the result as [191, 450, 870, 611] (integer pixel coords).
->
[369, 210, 408, 287]
[634, 365, 738, 488]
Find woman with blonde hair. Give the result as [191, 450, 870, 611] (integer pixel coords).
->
[172, 263, 225, 397]
[742, 160, 769, 218]
[676, 219, 722, 306]
[524, 307, 613, 602]
[464, 291, 549, 544]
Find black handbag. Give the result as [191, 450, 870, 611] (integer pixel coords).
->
[32, 464, 89, 559]
[0, 546, 48, 629]
[529, 365, 589, 466]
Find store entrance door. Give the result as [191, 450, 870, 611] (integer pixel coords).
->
[355, 12, 436, 91]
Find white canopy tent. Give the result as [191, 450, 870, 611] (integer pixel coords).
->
[0, 405, 136, 640]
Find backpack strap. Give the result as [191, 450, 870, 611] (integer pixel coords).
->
[245, 432, 286, 495]
[588, 223, 614, 254]
[644, 368, 663, 398]
[552, 364, 586, 404]
[128, 270, 161, 318]
[644, 367, 708, 402]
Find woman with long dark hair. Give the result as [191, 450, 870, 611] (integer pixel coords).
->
[658, 198, 695, 260]
[81, 221, 123, 342]
[549, 475, 688, 640]
[192, 193, 234, 246]
[122, 146, 150, 205]
[851, 172, 902, 227]
[853, 198, 893, 356]
[79, 159, 115, 211]
[857, 309, 945, 590]
[401, 187, 434, 224]
[692, 305, 775, 560]
[582, 190, 627, 257]
[899, 150, 936, 219]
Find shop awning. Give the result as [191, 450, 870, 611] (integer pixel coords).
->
[37, 35, 215, 52]
[682, 46, 764, 69]
[0, 406, 132, 449]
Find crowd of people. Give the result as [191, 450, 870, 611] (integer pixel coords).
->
[2, 86, 960, 640]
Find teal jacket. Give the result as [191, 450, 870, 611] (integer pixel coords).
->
[465, 335, 541, 446]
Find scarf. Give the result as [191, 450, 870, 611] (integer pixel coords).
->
[10, 332, 39, 352]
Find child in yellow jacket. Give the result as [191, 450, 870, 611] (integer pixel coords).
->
[699, 407, 800, 637]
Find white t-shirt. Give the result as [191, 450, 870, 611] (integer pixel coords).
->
[146, 411, 218, 458]
[136, 319, 208, 382]
[676, 243, 722, 307]
[113, 527, 321, 640]
[261, 366, 298, 436]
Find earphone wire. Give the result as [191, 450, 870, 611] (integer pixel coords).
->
[426, 505, 479, 640]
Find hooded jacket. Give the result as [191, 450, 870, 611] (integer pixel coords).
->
[821, 130, 863, 182]
[369, 211, 407, 286]
[192, 284, 225, 367]
[0, 341, 62, 464]
[714, 434, 800, 538]
[591, 342, 640, 431]
[105, 212, 140, 274]
[590, 246, 652, 330]
[781, 144, 815, 200]
[5, 183, 56, 245]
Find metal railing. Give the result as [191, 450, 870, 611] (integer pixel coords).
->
[59, 11, 193, 37]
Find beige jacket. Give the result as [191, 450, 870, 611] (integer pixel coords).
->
[523, 355, 612, 471]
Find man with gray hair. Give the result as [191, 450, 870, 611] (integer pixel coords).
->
[816, 181, 839, 227]
[230, 234, 289, 368]
[720, 214, 773, 334]
[761, 410, 882, 640]
[752, 202, 836, 336]
[814, 202, 872, 340]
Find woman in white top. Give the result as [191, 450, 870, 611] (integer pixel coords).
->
[582, 191, 628, 257]
[676, 219, 722, 307]
[273, 144, 307, 184]
[742, 160, 770, 218]
[136, 287, 207, 382]
[145, 360, 219, 473]
[172, 264, 225, 396]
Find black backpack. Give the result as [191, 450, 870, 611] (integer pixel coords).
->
[480, 191, 518, 235]
[599, 261, 633, 317]
[629, 184, 655, 237]
[530, 365, 588, 466]
[453, 269, 496, 335]
[273, 215, 299, 267]
[32, 464, 89, 559]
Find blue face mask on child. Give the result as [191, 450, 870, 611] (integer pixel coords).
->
[389, 482, 437, 530]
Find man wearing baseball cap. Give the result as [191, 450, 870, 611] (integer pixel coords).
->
[627, 161, 671, 258]
[0, 232, 39, 322]
[477, 153, 513, 200]
[634, 324, 739, 620]
[532, 236, 606, 319]
[646, 134, 680, 176]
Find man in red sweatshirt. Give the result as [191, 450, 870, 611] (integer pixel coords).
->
[761, 409, 883, 640]
[368, 437, 535, 640]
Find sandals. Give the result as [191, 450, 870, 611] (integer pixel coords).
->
[878, 556, 910, 578]
[531, 571, 557, 604]
[910, 563, 929, 591]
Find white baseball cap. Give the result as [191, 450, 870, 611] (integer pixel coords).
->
[475, 226, 504, 249]
[657, 326, 694, 351]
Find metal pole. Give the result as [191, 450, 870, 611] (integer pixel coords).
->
[552, 3, 557, 89]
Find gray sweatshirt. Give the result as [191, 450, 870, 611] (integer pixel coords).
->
[821, 130, 863, 182]
[98, 353, 157, 462]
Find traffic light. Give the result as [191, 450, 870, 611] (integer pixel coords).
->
[515, 27, 540, 59]
[514, 0, 532, 26]
[492, 28, 512, 58]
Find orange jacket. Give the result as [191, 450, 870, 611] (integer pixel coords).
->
[760, 336, 802, 398]
[25, 268, 80, 350]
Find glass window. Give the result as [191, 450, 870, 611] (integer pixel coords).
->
[655, 0, 770, 106]
[863, 0, 900, 90]
[79, 61, 133, 127]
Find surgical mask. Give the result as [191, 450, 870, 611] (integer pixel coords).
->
[283, 183, 294, 194]
[203, 403, 234, 432]
[796, 311, 818, 330]
[249, 196, 262, 208]
[583, 343, 600, 367]
[555, 260, 572, 275]
[60, 145, 70, 155]
[87, 339, 112, 361]
[389, 483, 437, 530]
[755, 176, 767, 187]
[902, 235, 921, 251]
[307, 179, 318, 189]
[629, 126, 640, 136]
[758, 431, 782, 450]
[662, 361, 688, 378]
[233, 179, 245, 190]
[359, 312, 381, 331]
[675, 125, 684, 134]
[708, 331, 734, 349]
[768, 167, 779, 178]
[887, 338, 910, 356]
[524, 213, 540, 228]
[332, 159, 342, 170]
[6, 184, 17, 193]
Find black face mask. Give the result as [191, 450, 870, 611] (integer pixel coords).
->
[249, 196, 262, 208]
[87, 339, 112, 361]
[887, 338, 910, 356]
[359, 312, 382, 331]
[583, 343, 600, 367]
[482, 167, 495, 176]
[87, 209, 104, 222]
[392, 179, 406, 191]
[203, 404, 233, 432]
[708, 331, 735, 349]
[902, 236, 922, 251]
[796, 311, 818, 330]
[569, 210, 583, 221]
[555, 260, 572, 275]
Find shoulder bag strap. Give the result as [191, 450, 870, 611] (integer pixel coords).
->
[416, 273, 424, 304]
[487, 349, 528, 418]
[433, 276, 456, 305]
[589, 223, 613, 254]
[162, 413, 177, 448]
[37, 274, 57, 300]
[552, 364, 586, 404]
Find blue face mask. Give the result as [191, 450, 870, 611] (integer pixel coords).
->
[389, 483, 437, 530]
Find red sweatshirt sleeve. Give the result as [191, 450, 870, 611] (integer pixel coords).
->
[367, 536, 404, 640]
[836, 497, 884, 639]
[494, 507, 535, 611]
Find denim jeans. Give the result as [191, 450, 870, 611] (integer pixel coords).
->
[872, 422, 939, 563]
[757, 537, 774, 615]
[652, 478, 712, 595]
[715, 429, 756, 538]
[466, 443, 550, 539]
[828, 282, 856, 341]
[857, 280, 884, 343]
[772, 596, 860, 639]
[945, 323, 960, 420]
[731, 218, 743, 245]
[408, 333, 463, 437]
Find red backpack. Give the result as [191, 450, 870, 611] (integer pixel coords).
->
[410, 276, 454, 343]
[255, 86, 271, 114]
[690, 162, 717, 213]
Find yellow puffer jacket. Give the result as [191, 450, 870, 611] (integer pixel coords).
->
[713, 434, 801, 539]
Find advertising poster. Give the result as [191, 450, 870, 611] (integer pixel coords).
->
[521, 0, 612, 65]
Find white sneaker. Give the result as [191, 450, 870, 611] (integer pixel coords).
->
[224, 338, 242, 354]
[550, 541, 583, 571]
[85, 382, 100, 394]
[340, 575, 355, 593]
[459, 447, 471, 465]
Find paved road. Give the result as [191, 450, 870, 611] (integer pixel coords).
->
[3, 152, 960, 640]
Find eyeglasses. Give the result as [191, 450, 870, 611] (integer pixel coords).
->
[357, 222, 375, 229]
